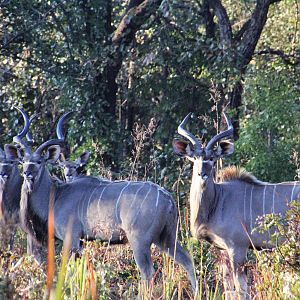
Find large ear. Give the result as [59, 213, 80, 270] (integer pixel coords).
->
[76, 151, 90, 166]
[217, 140, 234, 157]
[44, 145, 61, 164]
[4, 144, 21, 161]
[172, 140, 193, 157]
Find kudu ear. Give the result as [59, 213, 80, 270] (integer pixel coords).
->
[4, 144, 20, 161]
[217, 140, 234, 157]
[172, 140, 193, 157]
[44, 145, 61, 164]
[76, 151, 90, 166]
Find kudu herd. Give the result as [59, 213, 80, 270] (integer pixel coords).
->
[1, 106, 299, 298]
[2, 107, 197, 291]
[173, 112, 300, 299]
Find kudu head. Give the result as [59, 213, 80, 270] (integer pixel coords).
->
[173, 112, 234, 184]
[11, 110, 63, 191]
[59, 151, 90, 182]
[0, 146, 19, 186]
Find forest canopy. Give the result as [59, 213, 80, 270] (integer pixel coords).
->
[0, 0, 299, 182]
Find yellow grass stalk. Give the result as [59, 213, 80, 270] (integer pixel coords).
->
[45, 184, 56, 300]
[86, 255, 97, 300]
[54, 216, 73, 300]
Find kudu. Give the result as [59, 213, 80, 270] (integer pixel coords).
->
[0, 106, 33, 227]
[7, 114, 197, 291]
[59, 151, 90, 182]
[1, 107, 42, 258]
[55, 112, 91, 182]
[173, 112, 300, 299]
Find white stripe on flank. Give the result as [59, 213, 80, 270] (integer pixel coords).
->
[115, 182, 131, 221]
[263, 185, 267, 216]
[131, 183, 152, 226]
[97, 182, 113, 214]
[155, 187, 160, 207]
[85, 185, 100, 219]
[77, 189, 90, 221]
[129, 184, 145, 210]
[250, 186, 254, 231]
[243, 185, 247, 223]
[124, 183, 145, 221]
[272, 185, 276, 214]
[291, 182, 296, 202]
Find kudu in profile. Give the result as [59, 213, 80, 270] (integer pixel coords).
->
[1, 107, 42, 257]
[7, 114, 197, 291]
[173, 112, 300, 299]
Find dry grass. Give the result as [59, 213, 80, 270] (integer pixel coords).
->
[1, 121, 299, 299]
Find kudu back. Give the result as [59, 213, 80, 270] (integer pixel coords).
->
[8, 115, 197, 290]
[173, 112, 299, 299]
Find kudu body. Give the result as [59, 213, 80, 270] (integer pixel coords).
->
[9, 119, 196, 290]
[173, 112, 300, 299]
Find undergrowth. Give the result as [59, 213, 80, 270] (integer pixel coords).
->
[0, 118, 299, 299]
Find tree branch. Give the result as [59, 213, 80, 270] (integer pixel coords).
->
[234, 19, 251, 42]
[209, 0, 232, 49]
[201, 0, 215, 39]
[238, 0, 282, 68]
[112, 0, 163, 47]
[256, 47, 300, 65]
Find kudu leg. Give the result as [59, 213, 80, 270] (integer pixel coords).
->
[156, 231, 197, 292]
[27, 235, 43, 263]
[129, 238, 155, 282]
[228, 248, 248, 300]
[217, 250, 235, 299]
[8, 228, 16, 251]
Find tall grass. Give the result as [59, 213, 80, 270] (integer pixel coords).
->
[0, 121, 299, 299]
[1, 197, 299, 299]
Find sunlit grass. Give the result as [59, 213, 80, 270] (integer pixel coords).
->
[1, 221, 300, 299]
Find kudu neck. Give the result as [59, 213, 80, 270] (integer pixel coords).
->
[189, 160, 217, 238]
[23, 164, 54, 211]
[0, 165, 22, 219]
[35, 165, 53, 194]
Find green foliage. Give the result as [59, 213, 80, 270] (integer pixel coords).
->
[253, 201, 300, 298]
[233, 64, 300, 182]
[0, 0, 299, 297]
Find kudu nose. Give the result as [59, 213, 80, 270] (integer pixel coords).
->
[24, 171, 33, 179]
